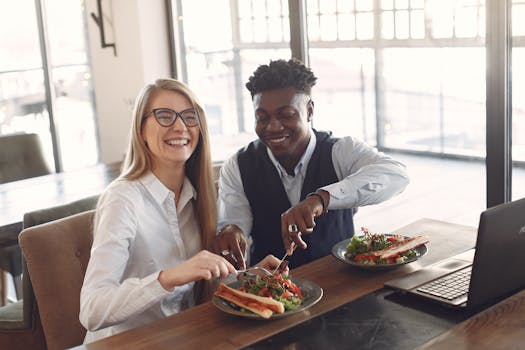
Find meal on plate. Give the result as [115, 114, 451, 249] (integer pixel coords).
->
[345, 227, 429, 265]
[214, 273, 303, 319]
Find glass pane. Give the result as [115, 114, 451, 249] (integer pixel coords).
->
[356, 0, 373, 11]
[512, 47, 525, 199]
[0, 0, 55, 171]
[381, 0, 394, 10]
[320, 14, 338, 41]
[308, 14, 321, 41]
[0, 1, 42, 70]
[356, 12, 374, 39]
[395, 10, 410, 39]
[320, 0, 337, 13]
[179, 0, 291, 161]
[45, 0, 98, 170]
[309, 48, 377, 145]
[45, 0, 88, 66]
[395, 0, 409, 10]
[382, 48, 485, 158]
[307, 0, 319, 13]
[382, 11, 394, 39]
[512, 1, 525, 200]
[52, 65, 98, 169]
[455, 7, 479, 38]
[356, 48, 486, 231]
[512, 4, 525, 36]
[338, 0, 354, 12]
[410, 9, 425, 39]
[338, 14, 356, 40]
[429, 2, 454, 38]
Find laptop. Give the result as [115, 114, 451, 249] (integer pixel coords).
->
[385, 197, 525, 309]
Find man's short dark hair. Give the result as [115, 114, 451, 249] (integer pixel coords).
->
[245, 58, 317, 98]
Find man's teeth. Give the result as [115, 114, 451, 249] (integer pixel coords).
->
[166, 139, 188, 146]
[269, 136, 286, 143]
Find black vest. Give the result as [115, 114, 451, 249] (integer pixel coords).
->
[237, 130, 355, 268]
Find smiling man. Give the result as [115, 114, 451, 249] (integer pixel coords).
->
[214, 58, 409, 269]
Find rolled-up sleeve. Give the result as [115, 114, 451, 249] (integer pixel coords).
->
[321, 137, 409, 210]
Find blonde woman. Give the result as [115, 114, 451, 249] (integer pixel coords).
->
[80, 79, 281, 343]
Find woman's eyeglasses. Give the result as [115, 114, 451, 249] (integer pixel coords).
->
[143, 108, 199, 128]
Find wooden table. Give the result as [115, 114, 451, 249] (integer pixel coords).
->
[418, 288, 525, 349]
[71, 218, 524, 350]
[0, 161, 121, 246]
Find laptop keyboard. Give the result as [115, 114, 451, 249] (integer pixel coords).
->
[416, 266, 472, 300]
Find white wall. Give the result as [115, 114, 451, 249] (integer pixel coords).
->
[85, 0, 171, 163]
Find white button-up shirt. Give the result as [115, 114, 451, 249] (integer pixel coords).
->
[217, 131, 409, 243]
[80, 171, 201, 343]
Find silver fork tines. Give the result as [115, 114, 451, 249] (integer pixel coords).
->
[236, 266, 273, 276]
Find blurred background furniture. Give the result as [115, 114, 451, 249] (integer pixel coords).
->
[0, 161, 119, 245]
[0, 133, 51, 184]
[0, 132, 52, 304]
[0, 160, 119, 307]
[0, 196, 98, 350]
[19, 210, 95, 349]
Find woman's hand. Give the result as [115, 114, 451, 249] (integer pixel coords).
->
[254, 254, 289, 276]
[158, 250, 236, 291]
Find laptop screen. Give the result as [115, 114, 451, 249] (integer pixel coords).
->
[467, 197, 525, 309]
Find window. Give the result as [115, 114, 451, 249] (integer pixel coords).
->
[512, 0, 525, 199]
[170, 0, 519, 224]
[171, 0, 290, 161]
[0, 0, 98, 173]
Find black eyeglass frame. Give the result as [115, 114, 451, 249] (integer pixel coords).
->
[142, 108, 200, 128]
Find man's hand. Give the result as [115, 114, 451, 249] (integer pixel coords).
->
[212, 224, 247, 270]
[280, 190, 329, 255]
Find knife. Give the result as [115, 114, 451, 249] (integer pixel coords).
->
[272, 239, 297, 275]
[272, 251, 288, 275]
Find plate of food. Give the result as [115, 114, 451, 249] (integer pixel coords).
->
[212, 273, 323, 319]
[332, 227, 429, 270]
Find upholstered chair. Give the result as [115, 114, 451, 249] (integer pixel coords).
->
[0, 133, 51, 184]
[0, 133, 52, 302]
[0, 195, 98, 349]
[19, 210, 95, 350]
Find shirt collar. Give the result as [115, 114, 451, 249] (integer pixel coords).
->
[266, 130, 317, 177]
[140, 171, 197, 207]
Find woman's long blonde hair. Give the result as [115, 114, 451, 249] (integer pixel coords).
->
[121, 78, 217, 251]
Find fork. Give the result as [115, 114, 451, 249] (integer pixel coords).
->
[222, 266, 273, 284]
[236, 266, 273, 276]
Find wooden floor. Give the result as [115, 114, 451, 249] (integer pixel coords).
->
[354, 152, 525, 234]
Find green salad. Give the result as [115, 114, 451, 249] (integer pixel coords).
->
[237, 273, 303, 310]
[345, 229, 417, 265]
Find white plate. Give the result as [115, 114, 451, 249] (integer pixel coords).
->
[212, 277, 323, 319]
[331, 234, 428, 270]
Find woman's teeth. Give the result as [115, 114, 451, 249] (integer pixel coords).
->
[166, 139, 188, 146]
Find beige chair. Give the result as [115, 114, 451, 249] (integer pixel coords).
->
[0, 195, 98, 350]
[19, 210, 95, 350]
[0, 132, 51, 183]
[0, 132, 52, 303]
